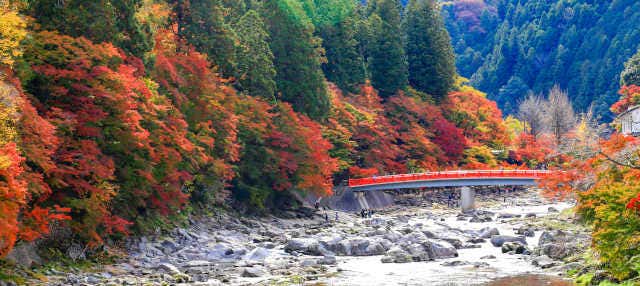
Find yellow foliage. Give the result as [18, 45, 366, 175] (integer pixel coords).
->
[135, 0, 171, 33]
[454, 76, 487, 97]
[504, 115, 525, 140]
[0, 4, 27, 67]
[0, 81, 19, 145]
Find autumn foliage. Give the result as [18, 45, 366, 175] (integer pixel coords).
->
[0, 13, 519, 258]
[611, 84, 640, 114]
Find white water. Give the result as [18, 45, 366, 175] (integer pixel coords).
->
[323, 200, 573, 286]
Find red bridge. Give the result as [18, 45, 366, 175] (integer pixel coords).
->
[347, 170, 553, 211]
[348, 169, 553, 192]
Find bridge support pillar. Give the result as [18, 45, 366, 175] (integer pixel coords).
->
[354, 191, 370, 210]
[460, 187, 475, 212]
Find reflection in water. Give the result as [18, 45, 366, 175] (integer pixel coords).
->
[486, 275, 573, 286]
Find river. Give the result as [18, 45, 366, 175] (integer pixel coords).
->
[319, 192, 578, 286]
[46, 188, 587, 286]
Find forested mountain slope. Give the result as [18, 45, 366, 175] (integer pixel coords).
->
[1, 0, 542, 258]
[442, 0, 640, 120]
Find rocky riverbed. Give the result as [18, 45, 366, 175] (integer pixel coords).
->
[16, 188, 590, 286]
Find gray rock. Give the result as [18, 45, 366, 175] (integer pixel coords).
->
[538, 230, 580, 259]
[183, 260, 213, 268]
[157, 263, 182, 275]
[350, 238, 387, 256]
[383, 230, 403, 242]
[548, 207, 559, 213]
[160, 239, 178, 253]
[425, 240, 458, 259]
[244, 247, 270, 261]
[4, 242, 42, 267]
[497, 213, 520, 219]
[469, 215, 492, 223]
[501, 242, 526, 254]
[319, 255, 337, 265]
[441, 260, 469, 267]
[381, 246, 413, 263]
[532, 255, 557, 269]
[300, 258, 319, 267]
[319, 235, 344, 252]
[480, 255, 496, 259]
[242, 266, 267, 277]
[478, 227, 500, 239]
[206, 243, 235, 260]
[490, 235, 527, 247]
[468, 238, 486, 244]
[285, 238, 331, 256]
[441, 238, 464, 249]
[525, 213, 537, 218]
[515, 226, 535, 237]
[472, 262, 490, 268]
[86, 275, 101, 284]
[405, 243, 430, 261]
[541, 243, 573, 260]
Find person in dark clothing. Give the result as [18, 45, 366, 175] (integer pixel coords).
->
[325, 212, 329, 222]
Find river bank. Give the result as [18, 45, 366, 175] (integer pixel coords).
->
[6, 188, 590, 286]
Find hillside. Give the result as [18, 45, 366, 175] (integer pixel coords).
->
[442, 0, 640, 120]
[0, 0, 537, 260]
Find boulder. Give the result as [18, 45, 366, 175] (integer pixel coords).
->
[381, 247, 413, 263]
[405, 243, 430, 261]
[548, 207, 560, 213]
[538, 230, 580, 259]
[490, 235, 527, 247]
[244, 247, 270, 261]
[383, 230, 403, 243]
[515, 226, 535, 237]
[318, 235, 344, 253]
[480, 255, 496, 259]
[497, 213, 520, 219]
[206, 243, 244, 260]
[285, 238, 331, 256]
[441, 238, 464, 249]
[160, 239, 178, 254]
[318, 255, 337, 265]
[335, 238, 387, 256]
[501, 242, 527, 254]
[532, 255, 557, 269]
[242, 266, 267, 277]
[478, 227, 500, 239]
[468, 238, 486, 244]
[4, 242, 42, 267]
[541, 244, 573, 260]
[157, 263, 182, 275]
[300, 259, 319, 267]
[425, 240, 458, 259]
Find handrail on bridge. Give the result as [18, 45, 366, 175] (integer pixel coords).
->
[348, 169, 554, 187]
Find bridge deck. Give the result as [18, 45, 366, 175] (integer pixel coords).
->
[348, 170, 552, 191]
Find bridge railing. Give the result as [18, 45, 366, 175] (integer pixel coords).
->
[348, 169, 553, 187]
